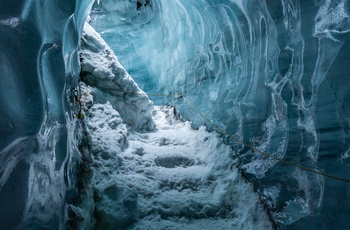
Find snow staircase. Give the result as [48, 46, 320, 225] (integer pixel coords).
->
[90, 106, 271, 229]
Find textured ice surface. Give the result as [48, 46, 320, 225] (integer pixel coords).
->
[90, 0, 350, 228]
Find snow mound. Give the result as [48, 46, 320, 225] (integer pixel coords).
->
[80, 22, 155, 132]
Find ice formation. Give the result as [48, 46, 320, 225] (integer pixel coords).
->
[0, 0, 350, 229]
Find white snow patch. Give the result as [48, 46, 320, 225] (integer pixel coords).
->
[0, 17, 20, 28]
[84, 104, 272, 229]
[80, 22, 155, 132]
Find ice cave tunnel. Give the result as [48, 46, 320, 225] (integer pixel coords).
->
[1, 0, 350, 229]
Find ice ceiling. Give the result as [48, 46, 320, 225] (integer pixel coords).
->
[0, 0, 350, 229]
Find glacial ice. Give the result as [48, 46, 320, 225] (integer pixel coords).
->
[0, 0, 350, 229]
[90, 0, 350, 228]
[0, 0, 95, 228]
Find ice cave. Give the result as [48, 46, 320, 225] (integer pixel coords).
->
[1, 0, 350, 229]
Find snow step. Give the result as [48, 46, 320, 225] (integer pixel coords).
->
[87, 105, 272, 229]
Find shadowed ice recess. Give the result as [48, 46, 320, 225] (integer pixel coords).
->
[89, 0, 350, 228]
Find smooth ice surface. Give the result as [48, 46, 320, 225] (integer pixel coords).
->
[0, 0, 94, 228]
[90, 0, 350, 228]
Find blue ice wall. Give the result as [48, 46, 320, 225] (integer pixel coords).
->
[90, 0, 350, 228]
[0, 0, 93, 228]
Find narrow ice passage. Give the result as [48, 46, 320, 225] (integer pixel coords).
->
[78, 23, 272, 229]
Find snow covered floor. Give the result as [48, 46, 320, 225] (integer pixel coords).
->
[87, 105, 272, 229]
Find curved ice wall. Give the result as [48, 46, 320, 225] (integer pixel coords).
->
[90, 0, 350, 228]
[0, 0, 94, 228]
